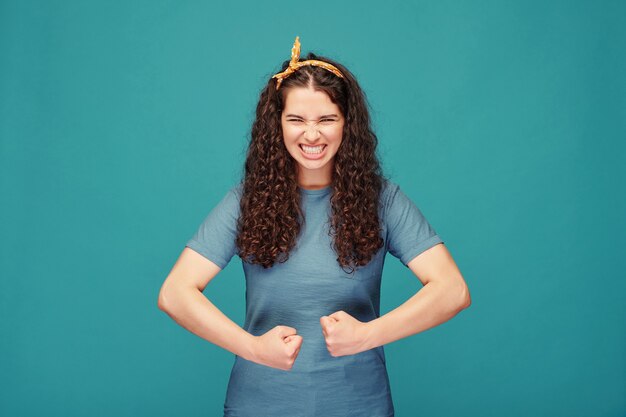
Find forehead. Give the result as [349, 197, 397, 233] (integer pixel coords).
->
[283, 86, 340, 116]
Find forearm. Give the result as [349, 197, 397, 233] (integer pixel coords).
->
[364, 282, 468, 350]
[159, 286, 256, 361]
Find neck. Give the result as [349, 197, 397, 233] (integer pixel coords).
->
[296, 163, 333, 190]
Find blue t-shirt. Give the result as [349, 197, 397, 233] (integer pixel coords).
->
[185, 180, 443, 417]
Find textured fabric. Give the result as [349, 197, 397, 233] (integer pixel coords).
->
[185, 180, 443, 417]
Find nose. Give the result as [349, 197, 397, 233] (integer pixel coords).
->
[303, 123, 321, 141]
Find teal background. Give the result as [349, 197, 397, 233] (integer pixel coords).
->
[1, 0, 624, 416]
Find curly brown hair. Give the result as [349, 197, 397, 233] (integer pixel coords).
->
[235, 52, 389, 274]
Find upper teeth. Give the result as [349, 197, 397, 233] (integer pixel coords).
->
[301, 144, 325, 154]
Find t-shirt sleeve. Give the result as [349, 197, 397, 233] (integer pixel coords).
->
[384, 183, 443, 267]
[184, 185, 241, 270]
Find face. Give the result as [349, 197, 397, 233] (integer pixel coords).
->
[280, 86, 344, 187]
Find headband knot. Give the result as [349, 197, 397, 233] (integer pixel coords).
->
[271, 36, 345, 90]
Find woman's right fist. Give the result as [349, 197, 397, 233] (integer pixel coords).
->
[251, 325, 303, 370]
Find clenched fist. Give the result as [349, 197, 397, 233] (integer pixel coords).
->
[320, 310, 371, 357]
[251, 325, 303, 371]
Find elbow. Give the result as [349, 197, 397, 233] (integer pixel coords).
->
[458, 284, 471, 309]
[157, 293, 167, 312]
[157, 286, 171, 312]
[441, 275, 471, 311]
[158, 282, 194, 312]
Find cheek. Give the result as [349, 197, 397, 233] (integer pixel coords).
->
[281, 130, 296, 144]
[331, 130, 343, 143]
[282, 126, 299, 140]
[332, 125, 344, 141]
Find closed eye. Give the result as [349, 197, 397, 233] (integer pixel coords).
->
[287, 119, 336, 122]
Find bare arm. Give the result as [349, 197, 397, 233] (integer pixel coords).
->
[157, 247, 256, 361]
[363, 243, 470, 349]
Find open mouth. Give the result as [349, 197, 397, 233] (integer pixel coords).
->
[299, 144, 327, 154]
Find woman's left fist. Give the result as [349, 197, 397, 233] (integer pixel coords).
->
[320, 310, 371, 357]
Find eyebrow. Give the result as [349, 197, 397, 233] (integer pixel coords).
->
[284, 113, 339, 118]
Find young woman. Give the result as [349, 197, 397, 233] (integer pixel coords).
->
[158, 36, 470, 417]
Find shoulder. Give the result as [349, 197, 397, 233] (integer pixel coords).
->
[220, 182, 244, 204]
[229, 182, 244, 200]
[380, 178, 400, 211]
[207, 182, 243, 214]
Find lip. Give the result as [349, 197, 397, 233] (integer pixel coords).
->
[299, 144, 327, 160]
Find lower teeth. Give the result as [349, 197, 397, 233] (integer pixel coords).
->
[303, 146, 324, 154]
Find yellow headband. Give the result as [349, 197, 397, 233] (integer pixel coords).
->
[271, 36, 345, 90]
